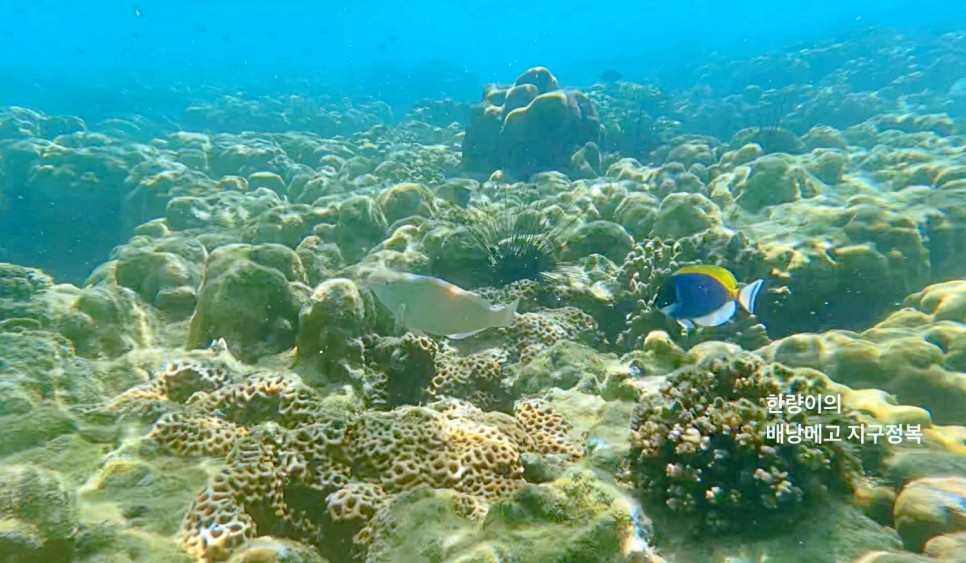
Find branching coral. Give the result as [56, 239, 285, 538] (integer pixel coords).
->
[616, 233, 773, 351]
[628, 352, 864, 534]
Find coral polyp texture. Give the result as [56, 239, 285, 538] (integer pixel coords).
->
[6, 25, 966, 563]
[176, 395, 585, 561]
[103, 350, 584, 561]
[461, 67, 603, 179]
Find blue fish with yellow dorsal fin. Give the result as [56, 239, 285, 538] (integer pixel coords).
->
[655, 265, 765, 330]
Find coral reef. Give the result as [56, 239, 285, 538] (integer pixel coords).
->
[365, 469, 665, 563]
[0, 464, 78, 562]
[461, 67, 602, 179]
[187, 243, 310, 361]
[894, 477, 966, 552]
[5, 25, 966, 563]
[615, 233, 771, 351]
[295, 277, 375, 385]
[760, 280, 966, 425]
[174, 393, 585, 561]
[103, 353, 585, 561]
[628, 352, 864, 533]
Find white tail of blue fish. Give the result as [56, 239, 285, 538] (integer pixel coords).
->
[737, 279, 765, 314]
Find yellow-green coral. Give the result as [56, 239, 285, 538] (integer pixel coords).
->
[761, 280, 966, 425]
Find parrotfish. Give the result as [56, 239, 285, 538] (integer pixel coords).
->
[655, 265, 765, 330]
[365, 269, 520, 339]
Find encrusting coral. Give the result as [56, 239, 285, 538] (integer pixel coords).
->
[177, 396, 583, 561]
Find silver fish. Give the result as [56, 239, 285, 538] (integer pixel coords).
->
[365, 269, 519, 339]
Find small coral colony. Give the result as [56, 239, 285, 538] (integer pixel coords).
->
[4, 28, 966, 563]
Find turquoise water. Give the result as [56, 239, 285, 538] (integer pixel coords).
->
[2, 1, 962, 114]
[3, 2, 966, 563]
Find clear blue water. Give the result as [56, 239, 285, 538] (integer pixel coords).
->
[2, 0, 963, 117]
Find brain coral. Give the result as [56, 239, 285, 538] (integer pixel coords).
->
[106, 351, 584, 562]
[461, 67, 602, 179]
[628, 352, 864, 533]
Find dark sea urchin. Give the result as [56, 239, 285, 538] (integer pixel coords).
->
[467, 204, 580, 287]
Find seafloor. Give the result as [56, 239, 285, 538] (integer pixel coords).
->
[2, 28, 966, 563]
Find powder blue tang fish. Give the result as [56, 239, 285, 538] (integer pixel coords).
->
[656, 265, 765, 330]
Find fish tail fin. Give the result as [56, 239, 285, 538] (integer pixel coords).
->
[495, 297, 520, 327]
[737, 279, 765, 314]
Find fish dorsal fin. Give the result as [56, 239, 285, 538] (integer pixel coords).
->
[691, 300, 738, 327]
[674, 265, 737, 291]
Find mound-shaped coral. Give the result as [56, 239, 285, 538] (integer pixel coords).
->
[365, 469, 663, 563]
[187, 243, 310, 361]
[760, 280, 966, 425]
[296, 277, 375, 385]
[0, 465, 78, 562]
[110, 234, 206, 319]
[894, 476, 966, 552]
[461, 67, 602, 179]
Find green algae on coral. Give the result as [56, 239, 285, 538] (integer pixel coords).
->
[0, 465, 79, 563]
[366, 469, 660, 563]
